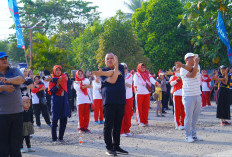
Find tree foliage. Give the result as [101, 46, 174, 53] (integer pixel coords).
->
[96, 11, 149, 70]
[181, 0, 232, 68]
[132, 0, 190, 72]
[18, 0, 99, 36]
[32, 33, 74, 71]
[72, 21, 104, 71]
[0, 40, 9, 53]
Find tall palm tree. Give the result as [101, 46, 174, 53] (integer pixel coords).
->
[124, 0, 144, 12]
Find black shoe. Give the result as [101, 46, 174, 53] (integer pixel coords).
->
[162, 111, 167, 114]
[114, 147, 129, 155]
[106, 149, 117, 156]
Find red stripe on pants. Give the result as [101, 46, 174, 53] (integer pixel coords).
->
[202, 91, 211, 107]
[78, 104, 90, 130]
[93, 99, 104, 122]
[136, 94, 150, 124]
[174, 96, 185, 126]
[121, 97, 134, 134]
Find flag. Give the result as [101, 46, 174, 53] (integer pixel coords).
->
[216, 10, 232, 65]
[8, 0, 25, 49]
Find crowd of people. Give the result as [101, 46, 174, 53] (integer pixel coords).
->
[0, 51, 231, 156]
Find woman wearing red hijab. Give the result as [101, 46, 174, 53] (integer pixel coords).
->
[48, 65, 71, 142]
[201, 70, 212, 107]
[73, 70, 92, 133]
[133, 63, 158, 126]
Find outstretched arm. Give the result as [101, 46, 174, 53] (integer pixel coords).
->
[92, 67, 114, 77]
[175, 61, 193, 72]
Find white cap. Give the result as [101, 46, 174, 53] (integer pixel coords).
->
[120, 62, 127, 67]
[184, 52, 198, 60]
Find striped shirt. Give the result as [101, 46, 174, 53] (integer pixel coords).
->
[180, 65, 201, 96]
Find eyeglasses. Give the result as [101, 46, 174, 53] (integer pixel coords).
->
[0, 57, 8, 61]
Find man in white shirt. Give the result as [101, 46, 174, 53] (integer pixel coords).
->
[180, 52, 203, 143]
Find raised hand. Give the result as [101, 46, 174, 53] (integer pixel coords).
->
[92, 67, 103, 76]
[113, 55, 118, 67]
[45, 77, 52, 82]
[175, 61, 183, 68]
[195, 57, 200, 65]
[57, 76, 62, 85]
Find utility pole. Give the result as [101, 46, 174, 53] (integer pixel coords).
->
[18, 20, 45, 68]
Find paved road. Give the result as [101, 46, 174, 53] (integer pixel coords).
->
[23, 101, 232, 157]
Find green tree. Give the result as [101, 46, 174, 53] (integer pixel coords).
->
[18, 0, 99, 36]
[32, 33, 74, 71]
[0, 40, 9, 53]
[124, 0, 144, 12]
[96, 11, 149, 70]
[72, 21, 104, 71]
[180, 0, 232, 68]
[132, 0, 190, 72]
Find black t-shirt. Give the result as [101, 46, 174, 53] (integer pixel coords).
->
[100, 64, 126, 105]
[219, 75, 231, 88]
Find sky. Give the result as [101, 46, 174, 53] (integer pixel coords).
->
[0, 0, 132, 40]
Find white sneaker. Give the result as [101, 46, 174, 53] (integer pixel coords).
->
[193, 136, 203, 141]
[27, 148, 36, 152]
[178, 126, 185, 130]
[139, 123, 145, 127]
[185, 136, 194, 143]
[20, 148, 28, 153]
[126, 133, 133, 137]
[120, 133, 127, 137]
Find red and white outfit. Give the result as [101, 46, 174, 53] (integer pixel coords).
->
[201, 71, 212, 107]
[121, 72, 134, 134]
[134, 63, 157, 126]
[74, 70, 91, 131]
[92, 80, 103, 122]
[170, 73, 185, 128]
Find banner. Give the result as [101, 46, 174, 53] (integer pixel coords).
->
[8, 0, 25, 49]
[216, 10, 232, 65]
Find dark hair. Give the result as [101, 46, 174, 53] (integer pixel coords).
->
[33, 75, 40, 81]
[43, 69, 50, 76]
[220, 65, 227, 69]
[64, 72, 70, 80]
[172, 66, 176, 72]
[25, 78, 33, 86]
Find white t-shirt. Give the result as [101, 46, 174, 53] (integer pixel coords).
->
[92, 80, 102, 100]
[125, 73, 133, 99]
[201, 80, 211, 91]
[133, 73, 157, 95]
[41, 80, 49, 89]
[74, 78, 91, 105]
[180, 65, 201, 96]
[31, 92, 39, 104]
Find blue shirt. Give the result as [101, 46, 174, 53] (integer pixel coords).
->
[100, 64, 126, 105]
[0, 67, 24, 114]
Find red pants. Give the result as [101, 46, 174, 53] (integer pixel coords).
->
[77, 104, 90, 130]
[173, 96, 185, 127]
[93, 99, 104, 122]
[121, 97, 134, 134]
[136, 94, 150, 125]
[202, 91, 211, 107]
